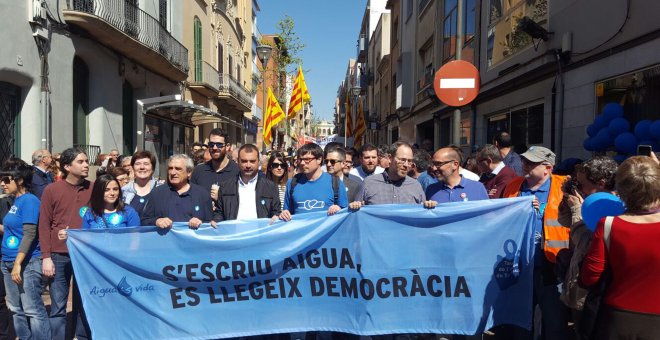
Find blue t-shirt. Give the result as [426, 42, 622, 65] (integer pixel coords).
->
[283, 172, 348, 214]
[81, 206, 141, 229]
[425, 176, 489, 203]
[1, 193, 41, 261]
[519, 177, 551, 266]
[417, 170, 438, 192]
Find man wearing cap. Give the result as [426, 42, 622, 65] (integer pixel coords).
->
[501, 146, 570, 339]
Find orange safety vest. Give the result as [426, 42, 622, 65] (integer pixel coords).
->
[502, 174, 569, 263]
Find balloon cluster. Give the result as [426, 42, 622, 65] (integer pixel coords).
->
[583, 103, 660, 162]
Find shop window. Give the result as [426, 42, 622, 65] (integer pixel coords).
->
[487, 103, 544, 151]
[487, 0, 548, 67]
[595, 64, 660, 126]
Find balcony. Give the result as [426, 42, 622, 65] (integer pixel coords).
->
[64, 0, 188, 81]
[189, 61, 220, 97]
[218, 74, 253, 112]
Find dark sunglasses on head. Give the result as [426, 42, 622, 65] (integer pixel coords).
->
[1, 177, 13, 185]
[270, 163, 287, 169]
[324, 159, 341, 166]
[208, 142, 225, 149]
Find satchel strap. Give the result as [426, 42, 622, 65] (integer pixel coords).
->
[603, 216, 614, 250]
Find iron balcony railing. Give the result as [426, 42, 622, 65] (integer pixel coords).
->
[71, 0, 189, 73]
[219, 73, 253, 109]
[74, 144, 101, 165]
[190, 60, 220, 90]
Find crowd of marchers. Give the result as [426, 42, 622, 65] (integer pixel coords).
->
[0, 127, 658, 340]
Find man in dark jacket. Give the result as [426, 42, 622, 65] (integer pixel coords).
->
[30, 149, 53, 199]
[141, 154, 214, 228]
[215, 144, 281, 222]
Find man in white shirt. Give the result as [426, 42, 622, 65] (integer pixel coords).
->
[349, 143, 384, 182]
[215, 144, 281, 221]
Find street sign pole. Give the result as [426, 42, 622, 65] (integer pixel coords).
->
[453, 0, 464, 146]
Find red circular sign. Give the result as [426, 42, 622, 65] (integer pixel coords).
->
[433, 60, 480, 107]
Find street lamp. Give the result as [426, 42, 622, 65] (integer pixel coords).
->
[256, 44, 273, 153]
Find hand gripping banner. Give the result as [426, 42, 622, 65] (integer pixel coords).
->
[67, 197, 536, 339]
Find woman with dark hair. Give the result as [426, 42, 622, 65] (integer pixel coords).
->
[266, 152, 288, 204]
[121, 151, 162, 217]
[0, 163, 51, 339]
[581, 154, 660, 339]
[77, 174, 140, 229]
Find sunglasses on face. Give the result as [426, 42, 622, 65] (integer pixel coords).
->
[324, 159, 342, 166]
[208, 142, 225, 149]
[1, 177, 13, 185]
[270, 163, 287, 169]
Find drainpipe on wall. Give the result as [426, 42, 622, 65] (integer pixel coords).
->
[554, 50, 565, 161]
[40, 54, 49, 151]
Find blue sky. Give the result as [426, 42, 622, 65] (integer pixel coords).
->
[257, 0, 367, 121]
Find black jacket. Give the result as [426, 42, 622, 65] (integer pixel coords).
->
[31, 166, 53, 200]
[215, 174, 281, 221]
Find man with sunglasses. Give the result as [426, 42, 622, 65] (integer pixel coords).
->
[349, 141, 424, 209]
[324, 145, 360, 203]
[501, 146, 570, 340]
[423, 147, 488, 205]
[279, 143, 347, 221]
[191, 128, 240, 202]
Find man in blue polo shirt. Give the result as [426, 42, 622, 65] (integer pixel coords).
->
[424, 147, 488, 206]
[142, 154, 214, 228]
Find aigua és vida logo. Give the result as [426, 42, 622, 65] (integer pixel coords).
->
[89, 276, 155, 298]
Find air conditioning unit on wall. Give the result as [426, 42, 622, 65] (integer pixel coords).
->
[29, 0, 46, 23]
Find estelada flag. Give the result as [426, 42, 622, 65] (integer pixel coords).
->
[264, 87, 285, 146]
[287, 65, 311, 120]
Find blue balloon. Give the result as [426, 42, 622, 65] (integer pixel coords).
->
[650, 120, 660, 140]
[613, 154, 628, 164]
[593, 114, 608, 130]
[594, 128, 614, 150]
[581, 192, 626, 232]
[614, 132, 637, 154]
[608, 117, 630, 136]
[634, 120, 653, 140]
[602, 103, 624, 122]
[586, 124, 599, 137]
[583, 138, 595, 151]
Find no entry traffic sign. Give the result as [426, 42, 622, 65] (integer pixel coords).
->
[433, 60, 480, 107]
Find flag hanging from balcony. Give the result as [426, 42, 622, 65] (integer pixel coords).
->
[345, 90, 353, 138]
[287, 65, 311, 120]
[264, 87, 285, 146]
[354, 99, 366, 148]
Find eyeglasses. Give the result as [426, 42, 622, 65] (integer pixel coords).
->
[324, 159, 342, 166]
[1, 177, 13, 185]
[394, 157, 413, 165]
[299, 157, 318, 163]
[270, 162, 287, 169]
[207, 142, 225, 149]
[344, 161, 353, 166]
[431, 160, 456, 168]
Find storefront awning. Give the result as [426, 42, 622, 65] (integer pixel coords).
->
[145, 100, 243, 128]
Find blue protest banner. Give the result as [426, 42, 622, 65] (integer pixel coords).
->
[67, 197, 536, 339]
